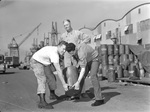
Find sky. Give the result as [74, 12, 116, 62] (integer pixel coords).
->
[0, 0, 150, 61]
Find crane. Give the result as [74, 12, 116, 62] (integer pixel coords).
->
[6, 23, 41, 68]
[18, 23, 41, 47]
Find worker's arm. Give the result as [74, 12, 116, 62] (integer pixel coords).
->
[53, 63, 69, 91]
[72, 67, 85, 90]
[72, 49, 87, 90]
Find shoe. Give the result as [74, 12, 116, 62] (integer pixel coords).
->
[91, 100, 104, 106]
[81, 93, 89, 98]
[38, 102, 54, 109]
[49, 93, 60, 100]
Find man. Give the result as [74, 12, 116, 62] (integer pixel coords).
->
[60, 19, 90, 98]
[30, 41, 69, 109]
[66, 43, 104, 106]
[36, 47, 59, 100]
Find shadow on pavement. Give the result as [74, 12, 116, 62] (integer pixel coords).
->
[86, 86, 117, 94]
[0, 72, 15, 75]
[103, 92, 121, 103]
[101, 86, 117, 91]
[87, 87, 121, 103]
[50, 94, 68, 105]
[50, 86, 120, 105]
[73, 90, 121, 104]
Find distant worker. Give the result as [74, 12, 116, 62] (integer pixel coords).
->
[60, 19, 91, 99]
[66, 43, 104, 106]
[30, 41, 69, 109]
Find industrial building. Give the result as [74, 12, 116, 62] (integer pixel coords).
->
[92, 3, 150, 47]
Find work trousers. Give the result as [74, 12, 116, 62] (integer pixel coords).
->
[30, 58, 56, 94]
[82, 60, 103, 100]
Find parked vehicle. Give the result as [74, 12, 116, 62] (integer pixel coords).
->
[5, 56, 20, 68]
[18, 54, 31, 70]
[19, 62, 30, 70]
[0, 54, 6, 73]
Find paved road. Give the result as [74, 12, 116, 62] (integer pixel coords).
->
[0, 68, 150, 112]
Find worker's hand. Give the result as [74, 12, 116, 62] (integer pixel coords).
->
[72, 81, 80, 90]
[63, 83, 69, 91]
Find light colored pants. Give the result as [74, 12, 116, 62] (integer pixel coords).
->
[30, 59, 56, 94]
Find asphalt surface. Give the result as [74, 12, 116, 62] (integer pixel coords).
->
[0, 68, 150, 112]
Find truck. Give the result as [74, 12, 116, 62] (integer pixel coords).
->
[0, 54, 6, 73]
[5, 56, 20, 68]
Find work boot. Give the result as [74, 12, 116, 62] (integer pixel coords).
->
[91, 99, 104, 106]
[49, 90, 60, 100]
[38, 93, 54, 109]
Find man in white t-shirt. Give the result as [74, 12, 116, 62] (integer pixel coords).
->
[30, 41, 68, 109]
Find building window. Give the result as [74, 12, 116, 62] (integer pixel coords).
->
[137, 39, 142, 45]
[124, 24, 133, 35]
[140, 19, 150, 31]
[106, 30, 111, 39]
[104, 22, 106, 27]
[94, 34, 102, 42]
[115, 28, 119, 38]
[138, 8, 141, 14]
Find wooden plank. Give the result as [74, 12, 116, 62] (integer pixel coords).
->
[117, 77, 150, 85]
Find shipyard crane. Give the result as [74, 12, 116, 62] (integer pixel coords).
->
[6, 23, 41, 68]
